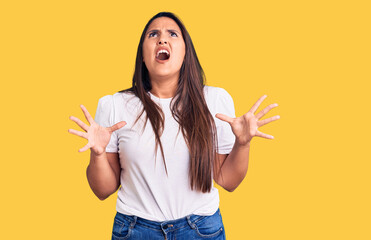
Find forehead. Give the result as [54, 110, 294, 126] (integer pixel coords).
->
[147, 17, 181, 32]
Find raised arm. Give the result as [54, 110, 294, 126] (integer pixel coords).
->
[214, 95, 280, 192]
[68, 104, 126, 200]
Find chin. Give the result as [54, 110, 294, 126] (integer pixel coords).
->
[153, 70, 175, 77]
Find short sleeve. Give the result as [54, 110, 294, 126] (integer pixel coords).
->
[94, 95, 118, 153]
[214, 88, 236, 154]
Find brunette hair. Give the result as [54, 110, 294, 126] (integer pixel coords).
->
[119, 12, 224, 193]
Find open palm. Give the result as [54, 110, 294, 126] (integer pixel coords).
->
[68, 105, 126, 155]
[216, 95, 280, 146]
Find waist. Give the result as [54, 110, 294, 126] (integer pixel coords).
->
[115, 208, 220, 231]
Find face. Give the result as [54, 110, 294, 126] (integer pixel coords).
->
[142, 17, 186, 81]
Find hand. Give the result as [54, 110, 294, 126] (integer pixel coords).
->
[68, 105, 126, 155]
[215, 95, 280, 146]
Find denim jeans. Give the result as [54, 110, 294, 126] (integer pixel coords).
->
[111, 208, 226, 240]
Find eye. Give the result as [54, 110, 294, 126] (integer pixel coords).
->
[170, 32, 178, 37]
[149, 32, 157, 38]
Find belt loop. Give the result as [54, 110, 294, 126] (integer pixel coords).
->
[186, 215, 196, 229]
[130, 216, 137, 229]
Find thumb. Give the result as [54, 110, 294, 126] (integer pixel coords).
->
[215, 113, 234, 124]
[108, 121, 127, 133]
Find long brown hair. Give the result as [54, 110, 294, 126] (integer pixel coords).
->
[119, 12, 224, 193]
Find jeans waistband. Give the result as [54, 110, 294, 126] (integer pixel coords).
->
[116, 208, 220, 232]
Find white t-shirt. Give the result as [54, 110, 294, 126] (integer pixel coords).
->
[94, 85, 236, 221]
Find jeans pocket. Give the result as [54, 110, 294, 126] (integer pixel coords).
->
[192, 213, 224, 238]
[112, 213, 132, 240]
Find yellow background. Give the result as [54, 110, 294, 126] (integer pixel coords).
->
[1, 0, 370, 239]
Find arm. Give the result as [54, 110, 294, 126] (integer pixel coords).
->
[215, 94, 280, 192]
[86, 152, 121, 201]
[68, 101, 126, 201]
[214, 141, 250, 192]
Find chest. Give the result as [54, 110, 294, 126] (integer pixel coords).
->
[115, 103, 190, 174]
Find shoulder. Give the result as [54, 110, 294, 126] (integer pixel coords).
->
[203, 85, 234, 103]
[95, 91, 141, 123]
[203, 85, 235, 117]
[97, 94, 113, 108]
[98, 91, 138, 106]
[105, 91, 144, 119]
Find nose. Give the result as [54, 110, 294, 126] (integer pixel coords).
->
[158, 40, 167, 45]
[158, 35, 168, 45]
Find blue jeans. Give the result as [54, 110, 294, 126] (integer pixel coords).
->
[111, 208, 226, 240]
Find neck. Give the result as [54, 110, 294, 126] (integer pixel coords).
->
[149, 74, 178, 98]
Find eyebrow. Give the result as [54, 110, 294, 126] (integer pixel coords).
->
[146, 29, 181, 35]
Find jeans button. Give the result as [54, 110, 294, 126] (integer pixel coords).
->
[163, 224, 173, 229]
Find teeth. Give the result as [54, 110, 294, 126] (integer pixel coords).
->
[156, 49, 170, 58]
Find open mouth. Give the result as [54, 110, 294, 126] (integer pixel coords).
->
[156, 49, 170, 61]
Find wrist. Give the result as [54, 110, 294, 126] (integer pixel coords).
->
[90, 150, 107, 163]
[90, 146, 107, 157]
[235, 139, 251, 148]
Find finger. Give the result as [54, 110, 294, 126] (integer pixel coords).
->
[78, 143, 91, 152]
[255, 103, 278, 119]
[68, 128, 88, 139]
[256, 130, 274, 139]
[108, 121, 127, 133]
[249, 95, 267, 114]
[69, 116, 89, 132]
[80, 105, 95, 125]
[258, 115, 280, 127]
[215, 113, 234, 124]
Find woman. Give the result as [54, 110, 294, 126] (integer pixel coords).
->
[68, 12, 279, 240]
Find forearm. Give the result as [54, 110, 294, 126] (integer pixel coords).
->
[221, 141, 251, 192]
[86, 151, 119, 200]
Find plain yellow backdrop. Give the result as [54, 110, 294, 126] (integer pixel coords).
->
[1, 0, 370, 239]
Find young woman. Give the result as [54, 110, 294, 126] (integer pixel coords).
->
[68, 12, 279, 240]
